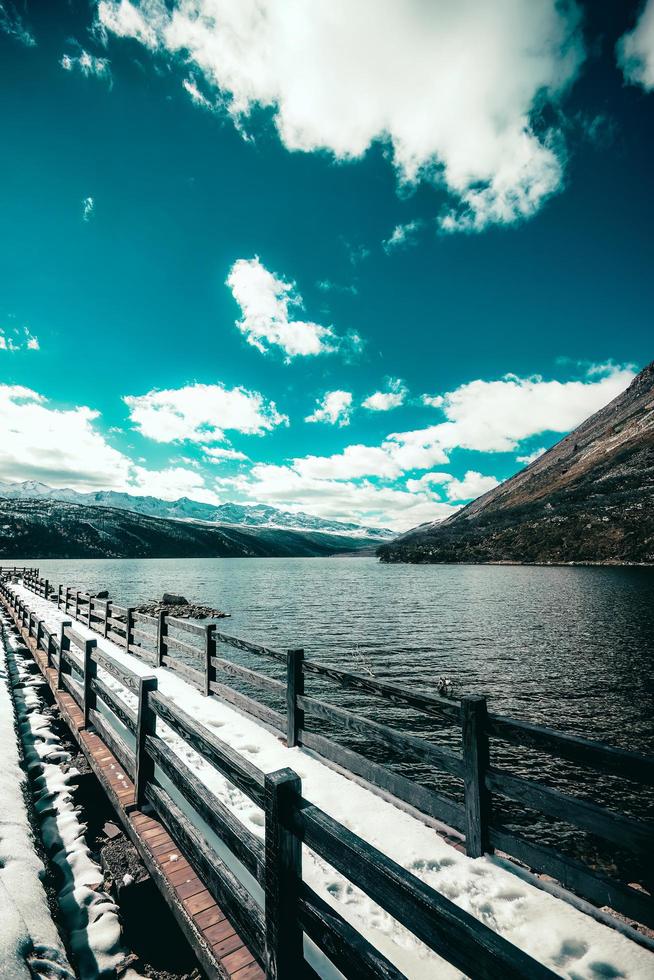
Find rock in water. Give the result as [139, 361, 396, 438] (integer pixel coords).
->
[162, 592, 188, 605]
[379, 360, 654, 565]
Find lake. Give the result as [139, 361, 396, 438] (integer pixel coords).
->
[13, 557, 654, 877]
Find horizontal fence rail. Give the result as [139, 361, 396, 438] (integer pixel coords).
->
[11, 573, 654, 941]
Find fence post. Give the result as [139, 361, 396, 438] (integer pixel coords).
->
[264, 768, 303, 979]
[47, 633, 55, 669]
[65, 586, 70, 614]
[87, 596, 93, 628]
[104, 600, 110, 639]
[44, 579, 49, 601]
[82, 638, 98, 728]
[74, 591, 80, 621]
[57, 621, 72, 691]
[156, 609, 167, 667]
[125, 608, 134, 652]
[203, 624, 216, 697]
[35, 618, 43, 652]
[286, 649, 304, 748]
[134, 676, 158, 808]
[57, 585, 62, 610]
[461, 695, 490, 858]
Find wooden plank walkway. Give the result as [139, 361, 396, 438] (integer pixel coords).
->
[6, 607, 263, 980]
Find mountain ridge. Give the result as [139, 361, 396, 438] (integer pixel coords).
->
[0, 481, 392, 539]
[0, 496, 385, 559]
[379, 361, 654, 565]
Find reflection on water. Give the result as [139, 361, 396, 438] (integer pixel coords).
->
[23, 557, 654, 880]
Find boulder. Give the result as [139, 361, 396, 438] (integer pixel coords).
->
[162, 592, 188, 605]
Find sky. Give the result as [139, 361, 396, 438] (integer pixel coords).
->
[0, 0, 652, 531]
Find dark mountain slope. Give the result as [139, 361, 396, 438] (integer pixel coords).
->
[379, 361, 654, 565]
[0, 498, 382, 559]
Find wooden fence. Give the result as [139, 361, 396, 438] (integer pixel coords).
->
[1, 577, 565, 979]
[17, 573, 654, 934]
[0, 565, 39, 580]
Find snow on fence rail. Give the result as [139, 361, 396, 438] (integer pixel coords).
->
[17, 572, 654, 934]
[2, 578, 565, 980]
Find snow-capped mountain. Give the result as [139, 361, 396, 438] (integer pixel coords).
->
[0, 481, 393, 539]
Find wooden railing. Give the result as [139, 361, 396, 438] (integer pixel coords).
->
[0, 565, 38, 581]
[1, 577, 566, 978]
[15, 575, 654, 934]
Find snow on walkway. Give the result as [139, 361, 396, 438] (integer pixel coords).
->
[0, 613, 74, 979]
[12, 582, 654, 980]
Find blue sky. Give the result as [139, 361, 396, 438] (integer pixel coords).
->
[0, 0, 652, 529]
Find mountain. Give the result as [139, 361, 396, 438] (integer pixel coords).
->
[0, 498, 386, 559]
[0, 482, 392, 539]
[379, 361, 654, 565]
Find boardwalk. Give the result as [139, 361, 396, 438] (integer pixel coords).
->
[2, 571, 653, 979]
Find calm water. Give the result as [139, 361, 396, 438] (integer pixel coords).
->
[16, 557, 654, 877]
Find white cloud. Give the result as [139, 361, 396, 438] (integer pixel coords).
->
[405, 471, 453, 493]
[617, 0, 654, 91]
[0, 326, 40, 352]
[383, 220, 423, 253]
[0, 384, 224, 503]
[61, 49, 110, 79]
[388, 364, 636, 455]
[0, 2, 36, 46]
[517, 446, 546, 465]
[226, 257, 339, 359]
[96, 0, 157, 46]
[421, 393, 444, 408]
[229, 463, 458, 531]
[202, 446, 248, 462]
[97, 0, 584, 232]
[294, 445, 401, 481]
[0, 385, 130, 489]
[129, 464, 220, 503]
[444, 470, 499, 501]
[305, 390, 353, 427]
[82, 197, 94, 222]
[362, 378, 407, 412]
[182, 76, 215, 109]
[124, 382, 288, 443]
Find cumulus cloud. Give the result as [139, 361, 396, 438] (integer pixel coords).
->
[305, 390, 353, 427]
[96, 0, 158, 46]
[0, 384, 130, 489]
[228, 463, 458, 531]
[294, 445, 401, 482]
[227, 257, 339, 359]
[0, 326, 40, 352]
[0, 384, 224, 503]
[61, 49, 111, 79]
[383, 220, 423, 253]
[405, 472, 453, 493]
[362, 378, 407, 412]
[388, 364, 635, 455]
[617, 0, 654, 91]
[444, 470, 499, 501]
[129, 464, 220, 503]
[124, 382, 288, 443]
[421, 393, 444, 408]
[97, 0, 584, 232]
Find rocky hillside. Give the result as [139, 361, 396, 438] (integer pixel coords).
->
[379, 361, 654, 565]
[0, 498, 383, 559]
